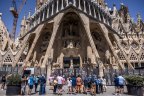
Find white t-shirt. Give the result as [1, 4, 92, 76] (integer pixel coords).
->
[102, 78, 106, 85]
[57, 76, 63, 84]
[67, 80, 72, 86]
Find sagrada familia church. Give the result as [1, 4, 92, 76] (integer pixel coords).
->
[0, 0, 144, 77]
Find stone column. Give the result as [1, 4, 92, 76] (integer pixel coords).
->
[25, 24, 44, 66]
[56, 0, 59, 13]
[83, 0, 86, 12]
[93, 5, 97, 18]
[13, 34, 30, 67]
[73, 0, 76, 6]
[41, 13, 64, 68]
[98, 23, 125, 70]
[42, 10, 45, 21]
[88, 3, 92, 16]
[79, 13, 100, 59]
[51, 3, 54, 16]
[98, 9, 101, 21]
[78, 0, 81, 10]
[41, 13, 64, 85]
[61, 0, 64, 9]
[47, 5, 50, 18]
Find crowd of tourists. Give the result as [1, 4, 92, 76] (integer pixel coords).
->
[21, 74, 46, 95]
[0, 74, 46, 95]
[0, 73, 126, 95]
[49, 75, 107, 95]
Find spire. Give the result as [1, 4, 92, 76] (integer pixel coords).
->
[112, 4, 117, 17]
[105, 3, 109, 13]
[28, 10, 31, 18]
[126, 13, 131, 23]
[21, 15, 26, 26]
[0, 13, 2, 20]
[120, 3, 124, 9]
[137, 13, 142, 22]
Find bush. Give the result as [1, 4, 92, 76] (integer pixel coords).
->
[7, 74, 21, 86]
[125, 75, 144, 86]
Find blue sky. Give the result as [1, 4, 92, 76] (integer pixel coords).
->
[0, 0, 144, 37]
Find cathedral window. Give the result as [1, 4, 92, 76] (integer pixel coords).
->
[140, 53, 144, 60]
[130, 53, 137, 60]
[2, 65, 6, 71]
[7, 65, 12, 72]
[4, 55, 12, 62]
[19, 57, 23, 62]
[134, 63, 139, 68]
[118, 52, 125, 60]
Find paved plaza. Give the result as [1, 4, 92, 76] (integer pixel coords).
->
[0, 85, 133, 96]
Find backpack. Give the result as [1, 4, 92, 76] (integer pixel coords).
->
[91, 77, 95, 83]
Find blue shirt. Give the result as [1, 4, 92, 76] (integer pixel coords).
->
[39, 76, 46, 85]
[28, 76, 34, 85]
[118, 76, 125, 85]
[71, 77, 76, 86]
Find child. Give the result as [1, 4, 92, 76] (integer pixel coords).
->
[67, 77, 72, 94]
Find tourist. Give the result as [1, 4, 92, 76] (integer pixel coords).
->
[27, 74, 34, 95]
[87, 75, 92, 92]
[53, 77, 58, 94]
[71, 75, 76, 94]
[95, 77, 100, 94]
[98, 76, 103, 94]
[114, 74, 119, 95]
[39, 74, 46, 95]
[118, 74, 125, 94]
[83, 76, 88, 94]
[102, 76, 107, 92]
[57, 75, 63, 95]
[67, 77, 72, 94]
[1, 75, 6, 90]
[21, 76, 27, 95]
[76, 75, 82, 93]
[34, 75, 39, 92]
[49, 75, 54, 86]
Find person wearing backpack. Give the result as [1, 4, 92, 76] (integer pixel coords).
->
[1, 75, 6, 90]
[39, 74, 46, 95]
[95, 77, 100, 94]
[34, 75, 39, 93]
[99, 76, 103, 94]
[53, 77, 58, 94]
[27, 74, 34, 95]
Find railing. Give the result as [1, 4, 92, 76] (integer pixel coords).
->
[28, 0, 112, 31]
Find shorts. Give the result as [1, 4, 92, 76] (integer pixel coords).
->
[119, 85, 124, 88]
[29, 85, 33, 89]
[57, 84, 63, 89]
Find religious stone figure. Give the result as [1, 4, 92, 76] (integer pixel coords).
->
[105, 50, 111, 64]
[67, 40, 74, 48]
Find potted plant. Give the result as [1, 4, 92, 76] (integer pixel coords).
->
[125, 75, 144, 96]
[6, 74, 22, 95]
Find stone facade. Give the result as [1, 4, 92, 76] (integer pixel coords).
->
[0, 0, 144, 76]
